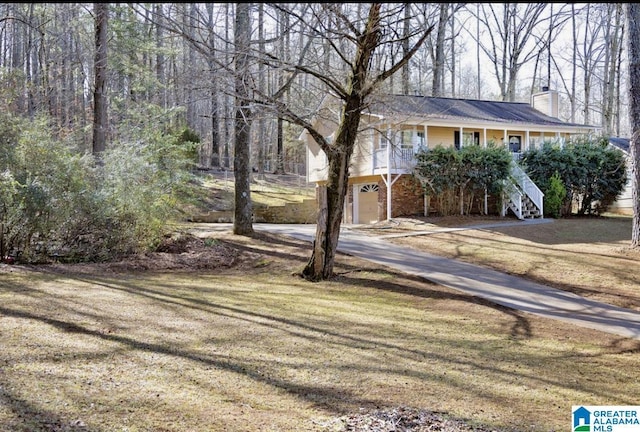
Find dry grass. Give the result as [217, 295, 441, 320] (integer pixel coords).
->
[193, 172, 316, 212]
[1, 220, 640, 431]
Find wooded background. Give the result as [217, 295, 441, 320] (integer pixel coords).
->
[0, 3, 628, 176]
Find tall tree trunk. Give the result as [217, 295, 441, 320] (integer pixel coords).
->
[449, 5, 456, 98]
[233, 2, 254, 236]
[302, 5, 383, 281]
[256, 2, 266, 180]
[92, 2, 108, 157]
[476, 3, 481, 99]
[206, 3, 219, 169]
[275, 117, 284, 174]
[184, 3, 196, 129]
[273, 7, 288, 175]
[302, 95, 364, 281]
[628, 3, 640, 247]
[223, 3, 231, 169]
[154, 4, 165, 108]
[402, 3, 410, 95]
[432, 3, 448, 97]
[570, 4, 577, 123]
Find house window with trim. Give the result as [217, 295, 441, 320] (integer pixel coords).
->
[378, 132, 388, 149]
[401, 130, 413, 149]
[417, 131, 426, 150]
[454, 131, 480, 150]
[529, 136, 540, 151]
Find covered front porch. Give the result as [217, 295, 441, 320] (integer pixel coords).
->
[370, 123, 573, 172]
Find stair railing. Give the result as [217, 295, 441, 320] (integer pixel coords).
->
[510, 163, 544, 218]
[502, 179, 523, 219]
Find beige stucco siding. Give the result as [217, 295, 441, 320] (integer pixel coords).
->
[426, 126, 455, 148]
[349, 128, 375, 176]
[306, 134, 328, 183]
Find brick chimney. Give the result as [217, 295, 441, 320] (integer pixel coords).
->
[531, 87, 559, 118]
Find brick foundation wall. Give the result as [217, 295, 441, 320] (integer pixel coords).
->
[379, 175, 426, 219]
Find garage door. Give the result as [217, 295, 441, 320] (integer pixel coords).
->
[358, 184, 379, 224]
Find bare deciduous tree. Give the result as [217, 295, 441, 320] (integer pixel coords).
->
[233, 2, 253, 236]
[469, 3, 548, 101]
[93, 2, 108, 157]
[627, 2, 640, 247]
[254, 4, 432, 280]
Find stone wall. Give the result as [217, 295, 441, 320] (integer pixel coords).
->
[189, 198, 318, 224]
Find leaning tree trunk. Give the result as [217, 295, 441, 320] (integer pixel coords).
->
[627, 2, 640, 247]
[299, 3, 430, 281]
[302, 95, 365, 281]
[302, 4, 393, 281]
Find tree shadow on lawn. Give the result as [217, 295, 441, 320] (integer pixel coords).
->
[4, 231, 639, 430]
[0, 380, 88, 432]
[330, 267, 533, 340]
[2, 266, 638, 431]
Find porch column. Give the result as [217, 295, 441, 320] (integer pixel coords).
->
[483, 128, 487, 147]
[525, 130, 530, 152]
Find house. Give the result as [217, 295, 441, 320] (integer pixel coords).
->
[608, 137, 633, 215]
[303, 89, 601, 224]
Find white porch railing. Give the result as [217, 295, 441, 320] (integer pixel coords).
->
[373, 146, 416, 171]
[502, 163, 544, 219]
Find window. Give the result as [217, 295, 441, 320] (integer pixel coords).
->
[401, 130, 413, 148]
[417, 131, 426, 150]
[379, 132, 388, 149]
[454, 131, 480, 150]
[463, 132, 480, 146]
[509, 135, 522, 153]
[360, 184, 379, 193]
[529, 137, 540, 151]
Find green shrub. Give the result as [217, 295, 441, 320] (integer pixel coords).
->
[544, 171, 567, 218]
[0, 112, 195, 263]
[414, 143, 511, 215]
[521, 136, 626, 216]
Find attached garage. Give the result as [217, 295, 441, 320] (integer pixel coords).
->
[355, 183, 380, 224]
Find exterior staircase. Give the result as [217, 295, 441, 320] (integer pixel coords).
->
[502, 163, 544, 220]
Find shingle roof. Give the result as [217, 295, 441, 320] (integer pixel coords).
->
[368, 94, 594, 128]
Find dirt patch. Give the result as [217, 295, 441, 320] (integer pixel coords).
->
[18, 232, 251, 276]
[327, 406, 502, 431]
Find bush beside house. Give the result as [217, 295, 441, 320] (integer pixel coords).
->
[520, 137, 627, 217]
